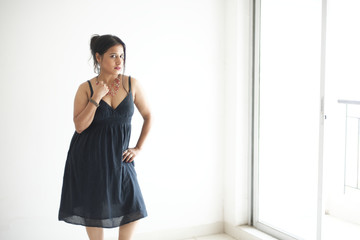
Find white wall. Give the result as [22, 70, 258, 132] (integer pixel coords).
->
[0, 0, 233, 239]
[223, 0, 251, 227]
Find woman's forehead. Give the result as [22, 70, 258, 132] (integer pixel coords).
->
[106, 44, 124, 54]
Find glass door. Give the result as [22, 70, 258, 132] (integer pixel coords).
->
[253, 0, 325, 239]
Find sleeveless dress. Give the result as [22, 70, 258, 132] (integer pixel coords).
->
[58, 76, 147, 228]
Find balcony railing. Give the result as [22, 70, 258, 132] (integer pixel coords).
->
[338, 99, 360, 192]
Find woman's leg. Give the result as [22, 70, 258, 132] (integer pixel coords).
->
[118, 221, 138, 240]
[86, 227, 104, 240]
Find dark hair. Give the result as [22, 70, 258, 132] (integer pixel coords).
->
[90, 34, 126, 73]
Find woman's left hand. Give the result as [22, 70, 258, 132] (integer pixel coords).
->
[122, 148, 140, 162]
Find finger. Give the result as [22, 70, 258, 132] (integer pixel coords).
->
[122, 151, 131, 161]
[127, 153, 135, 162]
[123, 155, 129, 162]
[124, 150, 132, 156]
[127, 154, 135, 162]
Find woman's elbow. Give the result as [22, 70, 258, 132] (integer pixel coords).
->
[75, 128, 83, 134]
[143, 113, 152, 123]
[74, 120, 85, 134]
[75, 125, 84, 134]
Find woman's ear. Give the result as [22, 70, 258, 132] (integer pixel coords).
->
[95, 53, 102, 64]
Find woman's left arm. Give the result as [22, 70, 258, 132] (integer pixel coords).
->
[123, 77, 152, 162]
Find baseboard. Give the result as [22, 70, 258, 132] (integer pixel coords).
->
[130, 222, 223, 240]
[224, 222, 278, 240]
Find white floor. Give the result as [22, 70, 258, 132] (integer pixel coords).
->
[322, 215, 360, 240]
[182, 234, 235, 240]
[180, 215, 360, 240]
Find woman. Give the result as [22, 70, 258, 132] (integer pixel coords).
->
[59, 34, 151, 240]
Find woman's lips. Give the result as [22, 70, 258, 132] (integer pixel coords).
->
[115, 67, 121, 70]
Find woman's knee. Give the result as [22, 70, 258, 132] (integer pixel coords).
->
[86, 226, 104, 240]
[118, 221, 138, 240]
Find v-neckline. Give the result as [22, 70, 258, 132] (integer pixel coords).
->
[101, 93, 130, 110]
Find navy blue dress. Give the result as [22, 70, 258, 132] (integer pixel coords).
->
[59, 76, 147, 228]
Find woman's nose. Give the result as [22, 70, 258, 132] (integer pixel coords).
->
[116, 57, 122, 65]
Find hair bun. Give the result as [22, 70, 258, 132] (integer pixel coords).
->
[90, 34, 100, 54]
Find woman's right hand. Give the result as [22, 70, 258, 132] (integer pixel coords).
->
[93, 80, 109, 100]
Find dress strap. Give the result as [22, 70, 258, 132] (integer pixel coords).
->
[128, 76, 132, 92]
[87, 80, 94, 97]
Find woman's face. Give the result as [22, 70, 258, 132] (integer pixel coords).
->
[96, 44, 124, 75]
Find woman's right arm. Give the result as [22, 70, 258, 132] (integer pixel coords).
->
[73, 81, 107, 133]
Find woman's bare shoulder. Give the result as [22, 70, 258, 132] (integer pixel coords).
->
[78, 81, 88, 90]
[128, 75, 140, 87]
[79, 78, 97, 89]
[129, 76, 142, 93]
[76, 78, 96, 99]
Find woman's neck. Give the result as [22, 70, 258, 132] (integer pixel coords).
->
[97, 73, 119, 84]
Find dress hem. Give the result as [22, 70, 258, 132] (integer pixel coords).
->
[59, 212, 147, 228]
